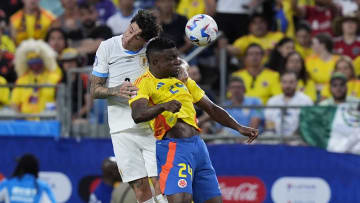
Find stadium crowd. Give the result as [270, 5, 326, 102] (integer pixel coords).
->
[0, 0, 360, 143]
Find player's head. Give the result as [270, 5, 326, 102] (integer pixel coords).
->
[280, 71, 298, 97]
[330, 72, 347, 101]
[12, 154, 39, 178]
[146, 37, 181, 78]
[123, 10, 161, 48]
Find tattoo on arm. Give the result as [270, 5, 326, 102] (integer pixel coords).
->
[90, 75, 111, 99]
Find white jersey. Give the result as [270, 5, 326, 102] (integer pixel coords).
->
[92, 35, 150, 134]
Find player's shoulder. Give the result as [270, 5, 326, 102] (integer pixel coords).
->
[134, 71, 153, 86]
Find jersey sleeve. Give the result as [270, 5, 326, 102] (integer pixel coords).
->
[92, 41, 109, 78]
[186, 78, 205, 103]
[129, 76, 152, 105]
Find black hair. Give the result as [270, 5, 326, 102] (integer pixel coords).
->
[78, 1, 94, 11]
[244, 43, 264, 56]
[146, 37, 176, 62]
[249, 13, 267, 24]
[315, 33, 333, 53]
[12, 154, 39, 178]
[281, 70, 298, 80]
[228, 76, 245, 85]
[131, 9, 161, 41]
[283, 51, 308, 83]
[295, 21, 312, 33]
[45, 27, 68, 48]
[266, 37, 294, 72]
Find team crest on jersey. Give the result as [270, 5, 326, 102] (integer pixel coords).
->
[178, 179, 187, 188]
[262, 81, 268, 87]
[139, 54, 148, 69]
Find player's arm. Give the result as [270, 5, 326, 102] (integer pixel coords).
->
[130, 98, 181, 123]
[195, 96, 258, 143]
[90, 75, 137, 99]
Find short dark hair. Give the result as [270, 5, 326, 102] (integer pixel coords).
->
[296, 21, 312, 33]
[12, 154, 39, 178]
[315, 33, 333, 52]
[244, 43, 264, 56]
[229, 76, 245, 85]
[131, 9, 161, 41]
[45, 28, 68, 47]
[281, 71, 298, 80]
[78, 1, 95, 11]
[146, 37, 176, 62]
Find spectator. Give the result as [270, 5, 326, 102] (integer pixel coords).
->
[176, 0, 216, 19]
[232, 43, 282, 104]
[266, 37, 295, 72]
[320, 72, 359, 105]
[155, 0, 192, 54]
[275, 0, 296, 38]
[0, 18, 16, 54]
[220, 77, 263, 136]
[265, 71, 313, 137]
[0, 1, 23, 23]
[88, 0, 117, 23]
[45, 28, 68, 56]
[292, 0, 340, 36]
[321, 57, 360, 99]
[89, 157, 136, 203]
[51, 0, 83, 41]
[294, 22, 313, 59]
[225, 14, 284, 59]
[10, 0, 55, 45]
[107, 0, 138, 35]
[0, 154, 56, 203]
[11, 39, 62, 114]
[58, 48, 92, 122]
[75, 2, 113, 65]
[306, 34, 339, 91]
[283, 51, 316, 101]
[215, 0, 252, 43]
[334, 14, 360, 60]
[0, 50, 16, 84]
[0, 75, 10, 109]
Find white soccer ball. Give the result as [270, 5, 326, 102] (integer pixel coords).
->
[185, 14, 218, 46]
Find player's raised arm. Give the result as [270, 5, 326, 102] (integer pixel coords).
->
[130, 99, 182, 123]
[195, 95, 259, 143]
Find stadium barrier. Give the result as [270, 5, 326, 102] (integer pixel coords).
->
[1, 136, 359, 203]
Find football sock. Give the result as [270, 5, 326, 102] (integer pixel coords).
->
[155, 194, 168, 203]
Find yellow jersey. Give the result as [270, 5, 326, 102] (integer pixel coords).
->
[305, 54, 339, 85]
[129, 70, 205, 140]
[295, 43, 313, 59]
[353, 56, 360, 77]
[232, 68, 282, 104]
[0, 35, 16, 54]
[321, 79, 360, 99]
[11, 69, 60, 114]
[0, 75, 10, 108]
[176, 0, 205, 19]
[232, 32, 284, 57]
[10, 8, 55, 45]
[282, 0, 295, 38]
[297, 79, 317, 101]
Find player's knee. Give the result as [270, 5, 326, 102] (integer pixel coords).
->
[129, 178, 152, 200]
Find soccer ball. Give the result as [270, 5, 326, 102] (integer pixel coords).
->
[185, 14, 218, 46]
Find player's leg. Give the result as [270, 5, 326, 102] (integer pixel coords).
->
[111, 132, 154, 202]
[192, 136, 222, 203]
[141, 133, 168, 202]
[156, 138, 194, 203]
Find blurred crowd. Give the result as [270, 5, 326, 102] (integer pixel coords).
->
[0, 0, 360, 139]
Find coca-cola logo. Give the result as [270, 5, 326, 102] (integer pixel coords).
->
[218, 176, 266, 203]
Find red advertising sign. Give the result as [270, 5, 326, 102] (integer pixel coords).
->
[218, 176, 266, 203]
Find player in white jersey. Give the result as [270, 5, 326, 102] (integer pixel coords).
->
[90, 10, 167, 203]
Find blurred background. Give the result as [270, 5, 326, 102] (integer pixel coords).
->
[1, 0, 360, 202]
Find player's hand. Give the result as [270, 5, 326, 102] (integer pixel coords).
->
[178, 58, 189, 83]
[238, 126, 259, 144]
[109, 81, 138, 99]
[163, 100, 182, 113]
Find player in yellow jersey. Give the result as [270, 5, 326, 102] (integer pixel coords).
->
[129, 38, 258, 203]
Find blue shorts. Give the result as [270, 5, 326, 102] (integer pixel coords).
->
[156, 135, 221, 203]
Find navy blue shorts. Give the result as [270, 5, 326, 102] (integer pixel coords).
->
[156, 135, 221, 203]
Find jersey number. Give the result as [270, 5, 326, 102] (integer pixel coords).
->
[178, 163, 193, 178]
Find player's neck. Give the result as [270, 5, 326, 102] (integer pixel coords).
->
[149, 69, 164, 79]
